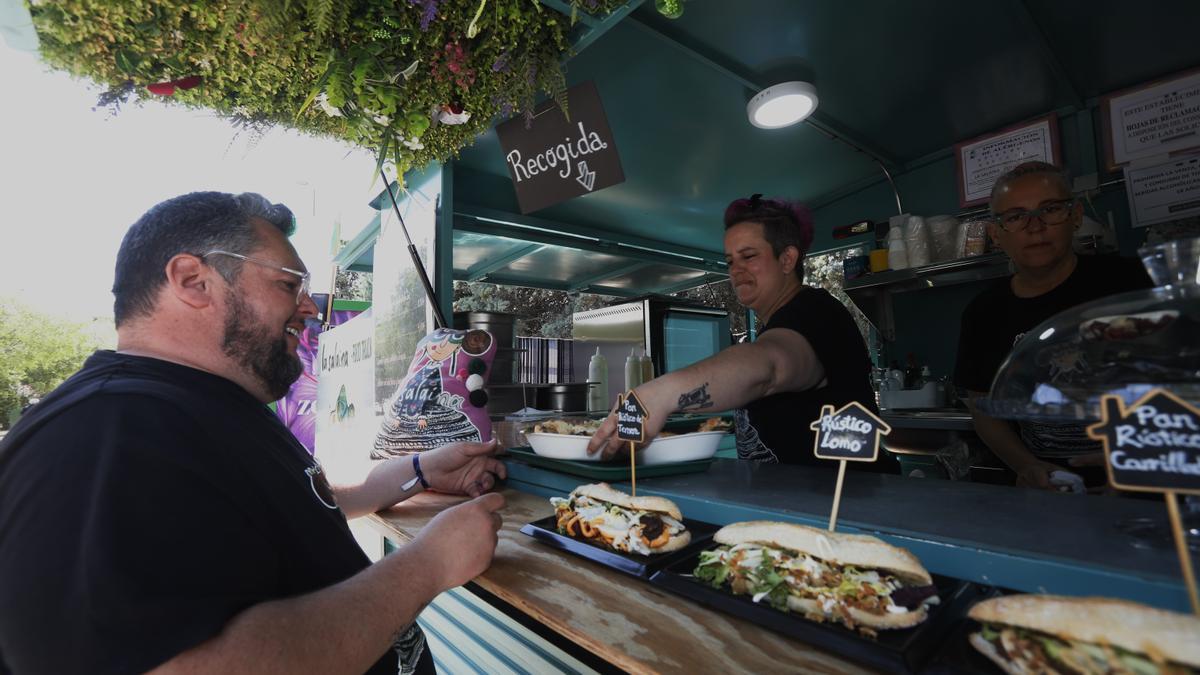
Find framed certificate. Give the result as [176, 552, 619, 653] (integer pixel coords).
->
[1101, 67, 1200, 171]
[954, 114, 1060, 208]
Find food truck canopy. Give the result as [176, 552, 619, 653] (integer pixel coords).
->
[335, 0, 1199, 292]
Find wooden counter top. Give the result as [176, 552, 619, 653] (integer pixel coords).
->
[367, 488, 872, 675]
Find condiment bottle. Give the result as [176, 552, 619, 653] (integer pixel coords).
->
[640, 348, 654, 384]
[624, 347, 642, 391]
[587, 347, 608, 412]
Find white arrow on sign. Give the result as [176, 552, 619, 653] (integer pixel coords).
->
[575, 160, 596, 191]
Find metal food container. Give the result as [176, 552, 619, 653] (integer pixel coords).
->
[536, 382, 591, 413]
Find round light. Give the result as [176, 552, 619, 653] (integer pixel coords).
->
[747, 81, 819, 129]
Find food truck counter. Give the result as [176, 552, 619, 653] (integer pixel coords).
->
[366, 458, 1194, 672]
[367, 488, 873, 674]
[500, 458, 1192, 611]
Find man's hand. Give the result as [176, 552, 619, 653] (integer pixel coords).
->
[1014, 459, 1064, 490]
[412, 492, 505, 592]
[421, 439, 507, 497]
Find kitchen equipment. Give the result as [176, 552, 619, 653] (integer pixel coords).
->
[454, 311, 518, 384]
[536, 382, 592, 413]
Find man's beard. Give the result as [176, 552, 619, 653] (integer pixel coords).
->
[221, 290, 301, 400]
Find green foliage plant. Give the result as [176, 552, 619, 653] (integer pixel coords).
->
[29, 0, 629, 182]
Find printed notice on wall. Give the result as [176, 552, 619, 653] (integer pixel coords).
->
[1123, 154, 1200, 227]
[955, 116, 1057, 207]
[1105, 70, 1200, 167]
[495, 80, 624, 214]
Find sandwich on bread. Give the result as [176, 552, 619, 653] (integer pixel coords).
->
[550, 483, 691, 555]
[968, 594, 1200, 675]
[694, 521, 938, 635]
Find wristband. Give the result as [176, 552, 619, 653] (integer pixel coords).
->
[412, 453, 430, 489]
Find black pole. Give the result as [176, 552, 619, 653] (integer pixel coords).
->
[380, 169, 447, 329]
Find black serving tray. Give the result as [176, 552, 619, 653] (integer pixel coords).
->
[920, 587, 1014, 675]
[649, 549, 989, 674]
[504, 447, 715, 481]
[520, 514, 719, 578]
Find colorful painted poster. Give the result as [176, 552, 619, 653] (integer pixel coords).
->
[274, 293, 363, 454]
[371, 327, 497, 457]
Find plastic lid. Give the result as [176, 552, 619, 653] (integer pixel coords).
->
[976, 238, 1200, 422]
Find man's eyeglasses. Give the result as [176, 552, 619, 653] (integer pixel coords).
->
[992, 199, 1076, 233]
[201, 250, 311, 305]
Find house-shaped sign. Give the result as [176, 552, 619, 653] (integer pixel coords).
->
[617, 391, 647, 443]
[1087, 388, 1200, 495]
[810, 402, 891, 463]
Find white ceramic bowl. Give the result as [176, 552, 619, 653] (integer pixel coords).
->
[637, 431, 725, 465]
[525, 432, 603, 461]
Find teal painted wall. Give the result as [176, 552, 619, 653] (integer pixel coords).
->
[810, 107, 1150, 381]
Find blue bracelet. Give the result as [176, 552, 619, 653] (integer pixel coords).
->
[412, 453, 430, 489]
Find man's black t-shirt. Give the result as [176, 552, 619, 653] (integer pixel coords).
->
[737, 288, 893, 471]
[0, 351, 432, 674]
[954, 254, 1152, 461]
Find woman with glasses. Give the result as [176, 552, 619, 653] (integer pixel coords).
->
[587, 194, 893, 470]
[954, 161, 1151, 490]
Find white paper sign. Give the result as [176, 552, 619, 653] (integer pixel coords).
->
[1123, 154, 1200, 227]
[1107, 71, 1200, 166]
[315, 309, 378, 483]
[958, 119, 1056, 205]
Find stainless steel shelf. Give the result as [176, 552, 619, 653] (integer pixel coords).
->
[843, 253, 1012, 340]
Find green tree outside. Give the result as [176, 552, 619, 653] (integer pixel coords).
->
[0, 298, 108, 428]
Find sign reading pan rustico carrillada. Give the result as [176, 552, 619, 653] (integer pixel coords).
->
[1087, 388, 1200, 615]
[495, 80, 625, 214]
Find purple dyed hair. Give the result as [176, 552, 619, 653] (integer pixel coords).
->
[723, 193, 815, 259]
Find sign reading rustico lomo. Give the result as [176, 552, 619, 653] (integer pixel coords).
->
[1088, 389, 1200, 494]
[495, 80, 624, 214]
[810, 402, 890, 462]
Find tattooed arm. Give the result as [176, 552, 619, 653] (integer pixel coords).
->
[587, 328, 825, 458]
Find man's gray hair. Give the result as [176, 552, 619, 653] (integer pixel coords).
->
[112, 192, 295, 327]
[989, 161, 1073, 212]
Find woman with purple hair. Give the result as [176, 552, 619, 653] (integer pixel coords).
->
[588, 194, 892, 470]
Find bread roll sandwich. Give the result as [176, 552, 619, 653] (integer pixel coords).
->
[694, 521, 937, 635]
[549, 483, 691, 555]
[968, 594, 1200, 674]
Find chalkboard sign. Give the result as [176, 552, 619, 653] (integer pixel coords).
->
[617, 391, 647, 443]
[1087, 389, 1200, 495]
[809, 402, 890, 463]
[495, 80, 625, 214]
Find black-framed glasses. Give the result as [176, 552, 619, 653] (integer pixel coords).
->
[201, 250, 311, 305]
[993, 199, 1076, 233]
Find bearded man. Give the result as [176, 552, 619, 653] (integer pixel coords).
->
[0, 192, 506, 674]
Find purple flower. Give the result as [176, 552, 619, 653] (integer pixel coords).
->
[409, 0, 439, 31]
[491, 52, 510, 73]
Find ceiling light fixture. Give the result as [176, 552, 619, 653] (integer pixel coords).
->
[747, 81, 819, 129]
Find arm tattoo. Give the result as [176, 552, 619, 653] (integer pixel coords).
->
[678, 383, 714, 411]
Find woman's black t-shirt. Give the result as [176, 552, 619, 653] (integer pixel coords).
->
[736, 287, 892, 471]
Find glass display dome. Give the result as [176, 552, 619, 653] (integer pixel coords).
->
[976, 237, 1200, 423]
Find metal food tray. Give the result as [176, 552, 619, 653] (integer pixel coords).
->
[520, 514, 719, 578]
[648, 549, 988, 673]
[504, 447, 715, 480]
